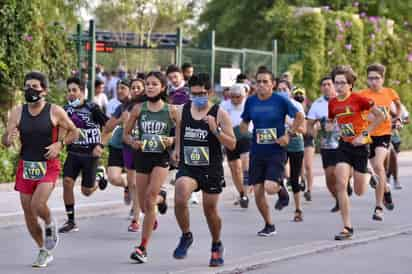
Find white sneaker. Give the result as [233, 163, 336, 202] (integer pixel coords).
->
[189, 192, 199, 205]
[394, 181, 403, 190]
[32, 249, 53, 268]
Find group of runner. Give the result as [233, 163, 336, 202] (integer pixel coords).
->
[2, 62, 408, 268]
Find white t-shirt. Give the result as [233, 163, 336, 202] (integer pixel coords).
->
[307, 96, 328, 121]
[220, 100, 244, 127]
[93, 93, 109, 111]
[106, 97, 121, 118]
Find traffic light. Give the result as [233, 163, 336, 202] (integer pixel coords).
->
[85, 42, 114, 53]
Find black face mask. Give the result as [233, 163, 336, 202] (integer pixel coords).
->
[24, 87, 43, 103]
[294, 95, 305, 103]
[147, 94, 162, 102]
[132, 94, 147, 104]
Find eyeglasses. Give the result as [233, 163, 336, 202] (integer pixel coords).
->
[191, 91, 208, 97]
[68, 88, 79, 92]
[231, 95, 242, 99]
[367, 76, 382, 81]
[334, 81, 348, 86]
[256, 80, 271, 84]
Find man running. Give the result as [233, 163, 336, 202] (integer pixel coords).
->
[240, 68, 304, 236]
[359, 63, 401, 221]
[2, 72, 79, 267]
[172, 73, 236, 267]
[328, 66, 384, 240]
[307, 76, 341, 212]
[220, 83, 251, 208]
[59, 77, 109, 233]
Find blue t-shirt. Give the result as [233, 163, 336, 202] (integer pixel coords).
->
[241, 93, 298, 156]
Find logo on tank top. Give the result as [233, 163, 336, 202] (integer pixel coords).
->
[184, 127, 208, 142]
[141, 120, 167, 135]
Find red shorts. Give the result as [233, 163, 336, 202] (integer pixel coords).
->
[15, 159, 61, 195]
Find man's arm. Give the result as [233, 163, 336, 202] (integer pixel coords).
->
[172, 106, 183, 164]
[1, 106, 21, 147]
[212, 109, 236, 151]
[291, 112, 305, 134]
[366, 106, 385, 133]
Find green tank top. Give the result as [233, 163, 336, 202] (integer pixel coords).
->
[137, 102, 173, 153]
[287, 133, 304, 152]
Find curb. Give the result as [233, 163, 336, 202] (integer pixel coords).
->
[167, 225, 412, 274]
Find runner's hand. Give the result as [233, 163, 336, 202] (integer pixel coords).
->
[171, 149, 180, 164]
[351, 135, 365, 146]
[131, 140, 142, 150]
[162, 137, 174, 147]
[204, 115, 218, 133]
[7, 128, 19, 145]
[395, 119, 402, 129]
[276, 134, 289, 147]
[44, 142, 62, 159]
[92, 145, 104, 157]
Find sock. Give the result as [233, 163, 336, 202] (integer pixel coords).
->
[65, 204, 75, 223]
[212, 241, 222, 249]
[139, 238, 148, 249]
[183, 232, 193, 239]
[239, 191, 244, 198]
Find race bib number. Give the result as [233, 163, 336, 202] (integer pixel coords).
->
[184, 146, 210, 166]
[23, 161, 47, 180]
[141, 134, 166, 153]
[75, 128, 101, 145]
[340, 123, 355, 137]
[256, 128, 277, 144]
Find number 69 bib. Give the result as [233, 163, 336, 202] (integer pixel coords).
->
[23, 161, 47, 180]
[256, 128, 277, 144]
[184, 146, 210, 166]
[141, 134, 166, 153]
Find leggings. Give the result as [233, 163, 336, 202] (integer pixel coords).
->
[287, 151, 304, 194]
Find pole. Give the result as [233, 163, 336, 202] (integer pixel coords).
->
[210, 30, 216, 88]
[76, 23, 83, 80]
[176, 28, 183, 67]
[87, 20, 96, 101]
[241, 49, 246, 73]
[272, 40, 278, 77]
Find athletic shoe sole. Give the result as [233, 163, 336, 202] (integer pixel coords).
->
[32, 254, 53, 268]
[257, 231, 277, 237]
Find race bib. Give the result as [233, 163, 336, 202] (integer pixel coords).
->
[184, 146, 210, 166]
[75, 128, 101, 145]
[256, 128, 277, 144]
[340, 123, 355, 137]
[23, 161, 47, 180]
[141, 134, 166, 153]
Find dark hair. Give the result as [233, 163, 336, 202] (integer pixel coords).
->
[319, 75, 333, 86]
[331, 65, 357, 86]
[146, 71, 168, 88]
[130, 78, 145, 88]
[256, 68, 275, 81]
[236, 73, 248, 83]
[117, 78, 130, 87]
[188, 73, 211, 90]
[24, 71, 48, 89]
[367, 63, 386, 77]
[277, 79, 292, 90]
[136, 72, 146, 79]
[182, 63, 193, 71]
[166, 64, 182, 75]
[95, 78, 104, 88]
[67, 77, 85, 91]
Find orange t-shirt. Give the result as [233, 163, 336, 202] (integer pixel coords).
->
[359, 87, 399, 136]
[329, 93, 374, 143]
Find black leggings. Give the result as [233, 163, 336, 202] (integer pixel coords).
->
[287, 151, 304, 194]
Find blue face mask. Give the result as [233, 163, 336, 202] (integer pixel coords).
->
[276, 90, 289, 99]
[69, 98, 81, 108]
[192, 96, 209, 109]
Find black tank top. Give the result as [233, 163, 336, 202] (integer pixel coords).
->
[179, 102, 223, 172]
[19, 103, 57, 161]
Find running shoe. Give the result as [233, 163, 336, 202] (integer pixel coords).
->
[128, 220, 139, 232]
[275, 186, 289, 210]
[124, 186, 131, 205]
[372, 206, 384, 221]
[173, 233, 193, 259]
[44, 220, 59, 251]
[157, 190, 168, 215]
[300, 178, 306, 192]
[130, 246, 147, 263]
[257, 224, 276, 237]
[293, 209, 303, 222]
[347, 182, 353, 196]
[369, 172, 379, 189]
[239, 196, 249, 209]
[303, 191, 312, 202]
[58, 221, 79, 233]
[394, 180, 402, 190]
[334, 227, 353, 241]
[189, 192, 199, 205]
[330, 199, 340, 213]
[383, 191, 395, 210]
[96, 166, 108, 190]
[32, 249, 53, 268]
[209, 243, 224, 267]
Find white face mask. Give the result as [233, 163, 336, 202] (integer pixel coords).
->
[68, 98, 81, 108]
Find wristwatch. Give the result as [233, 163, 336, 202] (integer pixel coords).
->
[213, 127, 222, 137]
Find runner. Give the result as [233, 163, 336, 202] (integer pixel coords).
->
[359, 63, 401, 221]
[125, 72, 177, 263]
[328, 66, 384, 240]
[240, 68, 304, 236]
[181, 63, 194, 82]
[172, 73, 236, 267]
[2, 72, 79, 267]
[59, 77, 109, 233]
[386, 103, 409, 189]
[307, 76, 341, 212]
[277, 80, 306, 222]
[220, 83, 251, 208]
